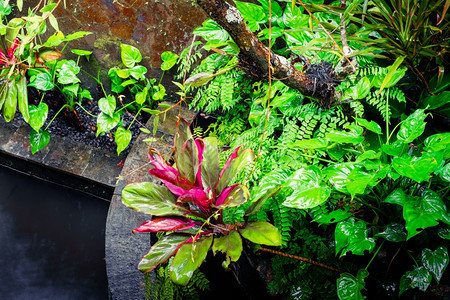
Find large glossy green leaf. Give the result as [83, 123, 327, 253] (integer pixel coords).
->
[3, 80, 17, 122]
[239, 221, 282, 246]
[384, 188, 407, 206]
[201, 137, 220, 190]
[314, 209, 351, 225]
[397, 109, 427, 143]
[392, 152, 439, 183]
[122, 182, 187, 216]
[346, 167, 374, 198]
[29, 128, 50, 154]
[120, 43, 142, 68]
[17, 76, 29, 122]
[326, 124, 364, 144]
[193, 19, 230, 45]
[28, 71, 55, 91]
[98, 95, 116, 116]
[212, 230, 243, 268]
[424, 132, 450, 159]
[96, 112, 120, 136]
[283, 167, 331, 209]
[399, 266, 432, 296]
[337, 269, 369, 300]
[293, 138, 328, 149]
[421, 246, 449, 283]
[335, 218, 375, 257]
[381, 140, 408, 157]
[403, 189, 450, 240]
[28, 103, 48, 132]
[376, 223, 407, 242]
[324, 164, 355, 194]
[169, 236, 213, 286]
[57, 60, 81, 85]
[235, 1, 266, 31]
[115, 126, 132, 156]
[245, 169, 289, 216]
[138, 234, 190, 273]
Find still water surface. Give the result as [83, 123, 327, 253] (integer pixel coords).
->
[0, 166, 109, 300]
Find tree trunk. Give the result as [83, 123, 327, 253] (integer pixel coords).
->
[196, 0, 340, 107]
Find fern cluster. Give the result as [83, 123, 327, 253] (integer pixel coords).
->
[148, 264, 210, 300]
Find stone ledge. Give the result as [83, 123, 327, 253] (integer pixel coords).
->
[0, 118, 124, 199]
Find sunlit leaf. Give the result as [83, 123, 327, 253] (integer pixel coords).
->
[121, 43, 142, 68]
[115, 126, 132, 155]
[335, 218, 375, 257]
[28, 103, 48, 132]
[240, 221, 282, 246]
[29, 128, 50, 154]
[397, 109, 427, 143]
[213, 230, 243, 268]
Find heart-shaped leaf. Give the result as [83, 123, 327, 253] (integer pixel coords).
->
[96, 112, 120, 136]
[337, 269, 369, 300]
[115, 126, 132, 155]
[98, 95, 116, 116]
[421, 246, 449, 283]
[28, 103, 48, 132]
[376, 223, 407, 242]
[399, 266, 432, 296]
[392, 152, 439, 183]
[121, 43, 142, 68]
[397, 109, 427, 143]
[160, 51, 179, 71]
[29, 128, 50, 154]
[335, 218, 375, 257]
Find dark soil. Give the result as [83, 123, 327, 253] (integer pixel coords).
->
[25, 87, 147, 157]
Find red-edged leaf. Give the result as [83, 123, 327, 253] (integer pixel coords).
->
[133, 217, 199, 233]
[201, 137, 220, 190]
[215, 147, 255, 194]
[174, 117, 193, 165]
[138, 234, 191, 273]
[177, 187, 212, 214]
[214, 184, 250, 207]
[122, 182, 188, 217]
[176, 138, 203, 185]
[148, 149, 195, 195]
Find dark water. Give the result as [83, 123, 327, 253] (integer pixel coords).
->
[0, 166, 109, 300]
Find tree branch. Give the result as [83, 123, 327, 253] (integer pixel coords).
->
[196, 0, 340, 107]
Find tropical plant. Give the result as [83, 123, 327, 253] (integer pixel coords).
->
[121, 117, 282, 286]
[0, 0, 92, 154]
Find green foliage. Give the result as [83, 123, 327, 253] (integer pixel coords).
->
[148, 264, 210, 300]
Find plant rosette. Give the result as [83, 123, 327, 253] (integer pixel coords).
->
[122, 117, 282, 285]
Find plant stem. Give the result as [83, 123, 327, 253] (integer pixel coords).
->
[45, 104, 69, 130]
[257, 247, 344, 273]
[76, 103, 96, 117]
[127, 107, 143, 130]
[365, 240, 384, 270]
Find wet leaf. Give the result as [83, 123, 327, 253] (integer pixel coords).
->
[335, 218, 375, 257]
[213, 230, 243, 268]
[314, 209, 351, 225]
[326, 124, 364, 144]
[381, 140, 408, 157]
[169, 236, 213, 286]
[130, 65, 147, 80]
[121, 43, 142, 68]
[28, 71, 55, 91]
[355, 118, 382, 134]
[421, 246, 449, 283]
[324, 164, 355, 194]
[376, 223, 407, 242]
[28, 102, 48, 132]
[57, 60, 81, 85]
[397, 109, 427, 143]
[134, 217, 198, 233]
[160, 51, 179, 71]
[96, 112, 120, 136]
[384, 188, 407, 206]
[122, 182, 187, 216]
[29, 128, 50, 154]
[239, 221, 282, 246]
[399, 266, 432, 296]
[115, 126, 132, 155]
[392, 152, 439, 183]
[17, 76, 29, 122]
[403, 189, 449, 240]
[98, 95, 116, 116]
[138, 234, 191, 273]
[337, 269, 368, 300]
[2, 80, 17, 122]
[200, 137, 220, 191]
[424, 132, 450, 159]
[438, 228, 450, 240]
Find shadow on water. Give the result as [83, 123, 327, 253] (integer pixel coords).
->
[0, 166, 109, 300]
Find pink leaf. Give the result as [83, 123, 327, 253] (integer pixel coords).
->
[177, 188, 212, 214]
[194, 138, 204, 186]
[133, 217, 198, 233]
[215, 184, 239, 206]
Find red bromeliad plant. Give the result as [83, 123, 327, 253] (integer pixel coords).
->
[122, 117, 282, 285]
